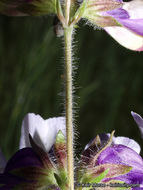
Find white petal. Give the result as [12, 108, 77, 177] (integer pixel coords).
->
[123, 0, 143, 19]
[105, 26, 143, 51]
[19, 113, 65, 152]
[84, 133, 140, 154]
[131, 111, 143, 138]
[106, 133, 140, 154]
[0, 149, 6, 173]
[112, 136, 141, 154]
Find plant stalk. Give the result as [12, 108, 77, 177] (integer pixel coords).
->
[65, 0, 71, 24]
[64, 27, 74, 190]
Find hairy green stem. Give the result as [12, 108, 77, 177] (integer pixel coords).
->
[64, 27, 74, 190]
[65, 0, 71, 24]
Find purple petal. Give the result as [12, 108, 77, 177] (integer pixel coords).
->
[0, 186, 12, 190]
[106, 8, 129, 19]
[97, 145, 143, 184]
[0, 173, 25, 185]
[131, 111, 143, 139]
[112, 170, 143, 186]
[19, 113, 65, 152]
[103, 1, 143, 51]
[133, 188, 143, 190]
[0, 173, 27, 190]
[117, 18, 143, 36]
[116, 0, 123, 3]
[106, 7, 143, 36]
[5, 148, 42, 173]
[97, 145, 143, 170]
[112, 136, 140, 154]
[99, 134, 140, 154]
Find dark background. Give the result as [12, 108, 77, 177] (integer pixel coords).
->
[0, 15, 143, 159]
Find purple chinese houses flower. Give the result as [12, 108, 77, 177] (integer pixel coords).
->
[0, 114, 67, 190]
[82, 0, 143, 51]
[0, 113, 143, 189]
[0, 0, 143, 51]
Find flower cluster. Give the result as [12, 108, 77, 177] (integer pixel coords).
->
[82, 0, 143, 51]
[0, 0, 143, 51]
[0, 112, 143, 189]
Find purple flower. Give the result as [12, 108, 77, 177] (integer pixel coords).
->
[96, 145, 143, 189]
[1, 112, 143, 189]
[0, 113, 66, 190]
[0, 113, 65, 172]
[82, 0, 143, 51]
[19, 113, 66, 152]
[0, 0, 143, 51]
[81, 130, 143, 189]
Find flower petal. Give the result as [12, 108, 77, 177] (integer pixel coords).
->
[104, 26, 143, 51]
[131, 111, 143, 139]
[103, 1, 143, 51]
[105, 8, 129, 19]
[116, 18, 143, 36]
[113, 137, 140, 154]
[85, 133, 140, 154]
[97, 144, 143, 171]
[97, 145, 143, 184]
[104, 170, 143, 185]
[19, 113, 65, 152]
[0, 149, 6, 173]
[0, 173, 26, 190]
[5, 148, 42, 173]
[106, 7, 143, 36]
[123, 0, 143, 19]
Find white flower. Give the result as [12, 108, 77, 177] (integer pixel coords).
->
[19, 113, 66, 152]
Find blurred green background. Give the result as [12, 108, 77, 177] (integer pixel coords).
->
[0, 15, 143, 159]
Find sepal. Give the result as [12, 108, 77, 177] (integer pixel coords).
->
[54, 131, 67, 169]
[53, 131, 69, 190]
[82, 131, 115, 166]
[82, 0, 122, 27]
[85, 0, 122, 12]
[77, 163, 132, 189]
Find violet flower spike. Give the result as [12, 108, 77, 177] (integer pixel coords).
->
[82, 0, 143, 51]
[81, 131, 143, 189]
